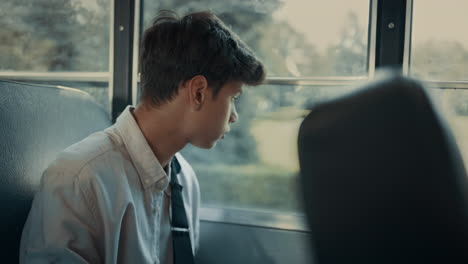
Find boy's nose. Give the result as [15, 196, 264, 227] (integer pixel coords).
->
[229, 110, 238, 123]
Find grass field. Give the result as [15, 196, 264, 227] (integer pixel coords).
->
[193, 108, 305, 212]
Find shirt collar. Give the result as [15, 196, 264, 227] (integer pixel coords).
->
[113, 105, 169, 190]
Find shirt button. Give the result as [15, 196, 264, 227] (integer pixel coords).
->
[157, 179, 168, 189]
[145, 179, 150, 184]
[153, 205, 159, 214]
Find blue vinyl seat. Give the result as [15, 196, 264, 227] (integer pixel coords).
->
[0, 80, 111, 262]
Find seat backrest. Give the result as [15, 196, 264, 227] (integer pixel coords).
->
[0, 80, 112, 262]
[298, 76, 468, 263]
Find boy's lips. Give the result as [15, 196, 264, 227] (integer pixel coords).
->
[221, 130, 230, 139]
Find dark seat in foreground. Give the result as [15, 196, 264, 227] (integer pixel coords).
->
[0, 80, 112, 262]
[298, 76, 468, 263]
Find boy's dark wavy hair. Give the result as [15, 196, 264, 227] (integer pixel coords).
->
[139, 10, 266, 106]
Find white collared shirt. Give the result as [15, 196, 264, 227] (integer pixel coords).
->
[20, 106, 200, 264]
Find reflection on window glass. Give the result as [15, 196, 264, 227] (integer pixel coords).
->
[180, 84, 357, 212]
[411, 0, 468, 81]
[143, 0, 370, 77]
[0, 0, 110, 72]
[16, 80, 110, 114]
[429, 88, 468, 165]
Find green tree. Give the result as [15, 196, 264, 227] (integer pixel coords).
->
[0, 0, 109, 71]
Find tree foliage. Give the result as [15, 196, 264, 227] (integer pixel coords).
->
[0, 0, 109, 71]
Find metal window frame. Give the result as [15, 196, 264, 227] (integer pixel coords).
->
[112, 0, 135, 121]
[0, 72, 109, 82]
[424, 81, 468, 90]
[108, 0, 115, 117]
[200, 207, 309, 232]
[264, 76, 368, 86]
[367, 0, 378, 79]
[402, 0, 413, 75]
[131, 0, 142, 107]
[375, 0, 408, 70]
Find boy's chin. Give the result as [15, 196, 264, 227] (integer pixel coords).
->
[192, 140, 218, 150]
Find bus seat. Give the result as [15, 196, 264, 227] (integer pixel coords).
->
[298, 75, 468, 263]
[0, 80, 112, 262]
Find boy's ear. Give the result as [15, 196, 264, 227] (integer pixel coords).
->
[185, 75, 209, 111]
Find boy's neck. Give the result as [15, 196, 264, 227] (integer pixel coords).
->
[131, 104, 187, 168]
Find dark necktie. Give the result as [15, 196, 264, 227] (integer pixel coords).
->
[170, 158, 195, 264]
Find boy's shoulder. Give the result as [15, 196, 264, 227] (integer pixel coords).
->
[43, 129, 121, 183]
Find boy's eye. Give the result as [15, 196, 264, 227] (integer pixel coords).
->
[232, 96, 239, 101]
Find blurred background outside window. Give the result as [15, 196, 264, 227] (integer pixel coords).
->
[143, 0, 370, 213]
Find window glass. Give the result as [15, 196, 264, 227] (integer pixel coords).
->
[180, 84, 359, 212]
[0, 0, 110, 72]
[143, 0, 370, 77]
[0, 0, 111, 112]
[429, 88, 468, 165]
[411, 0, 468, 81]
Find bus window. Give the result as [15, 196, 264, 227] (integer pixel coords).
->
[410, 0, 468, 164]
[411, 0, 468, 82]
[141, 0, 370, 220]
[0, 0, 112, 113]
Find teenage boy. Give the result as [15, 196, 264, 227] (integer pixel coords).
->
[20, 10, 265, 264]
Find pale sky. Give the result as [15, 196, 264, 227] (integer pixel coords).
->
[412, 0, 468, 49]
[273, 0, 369, 52]
[272, 0, 468, 51]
